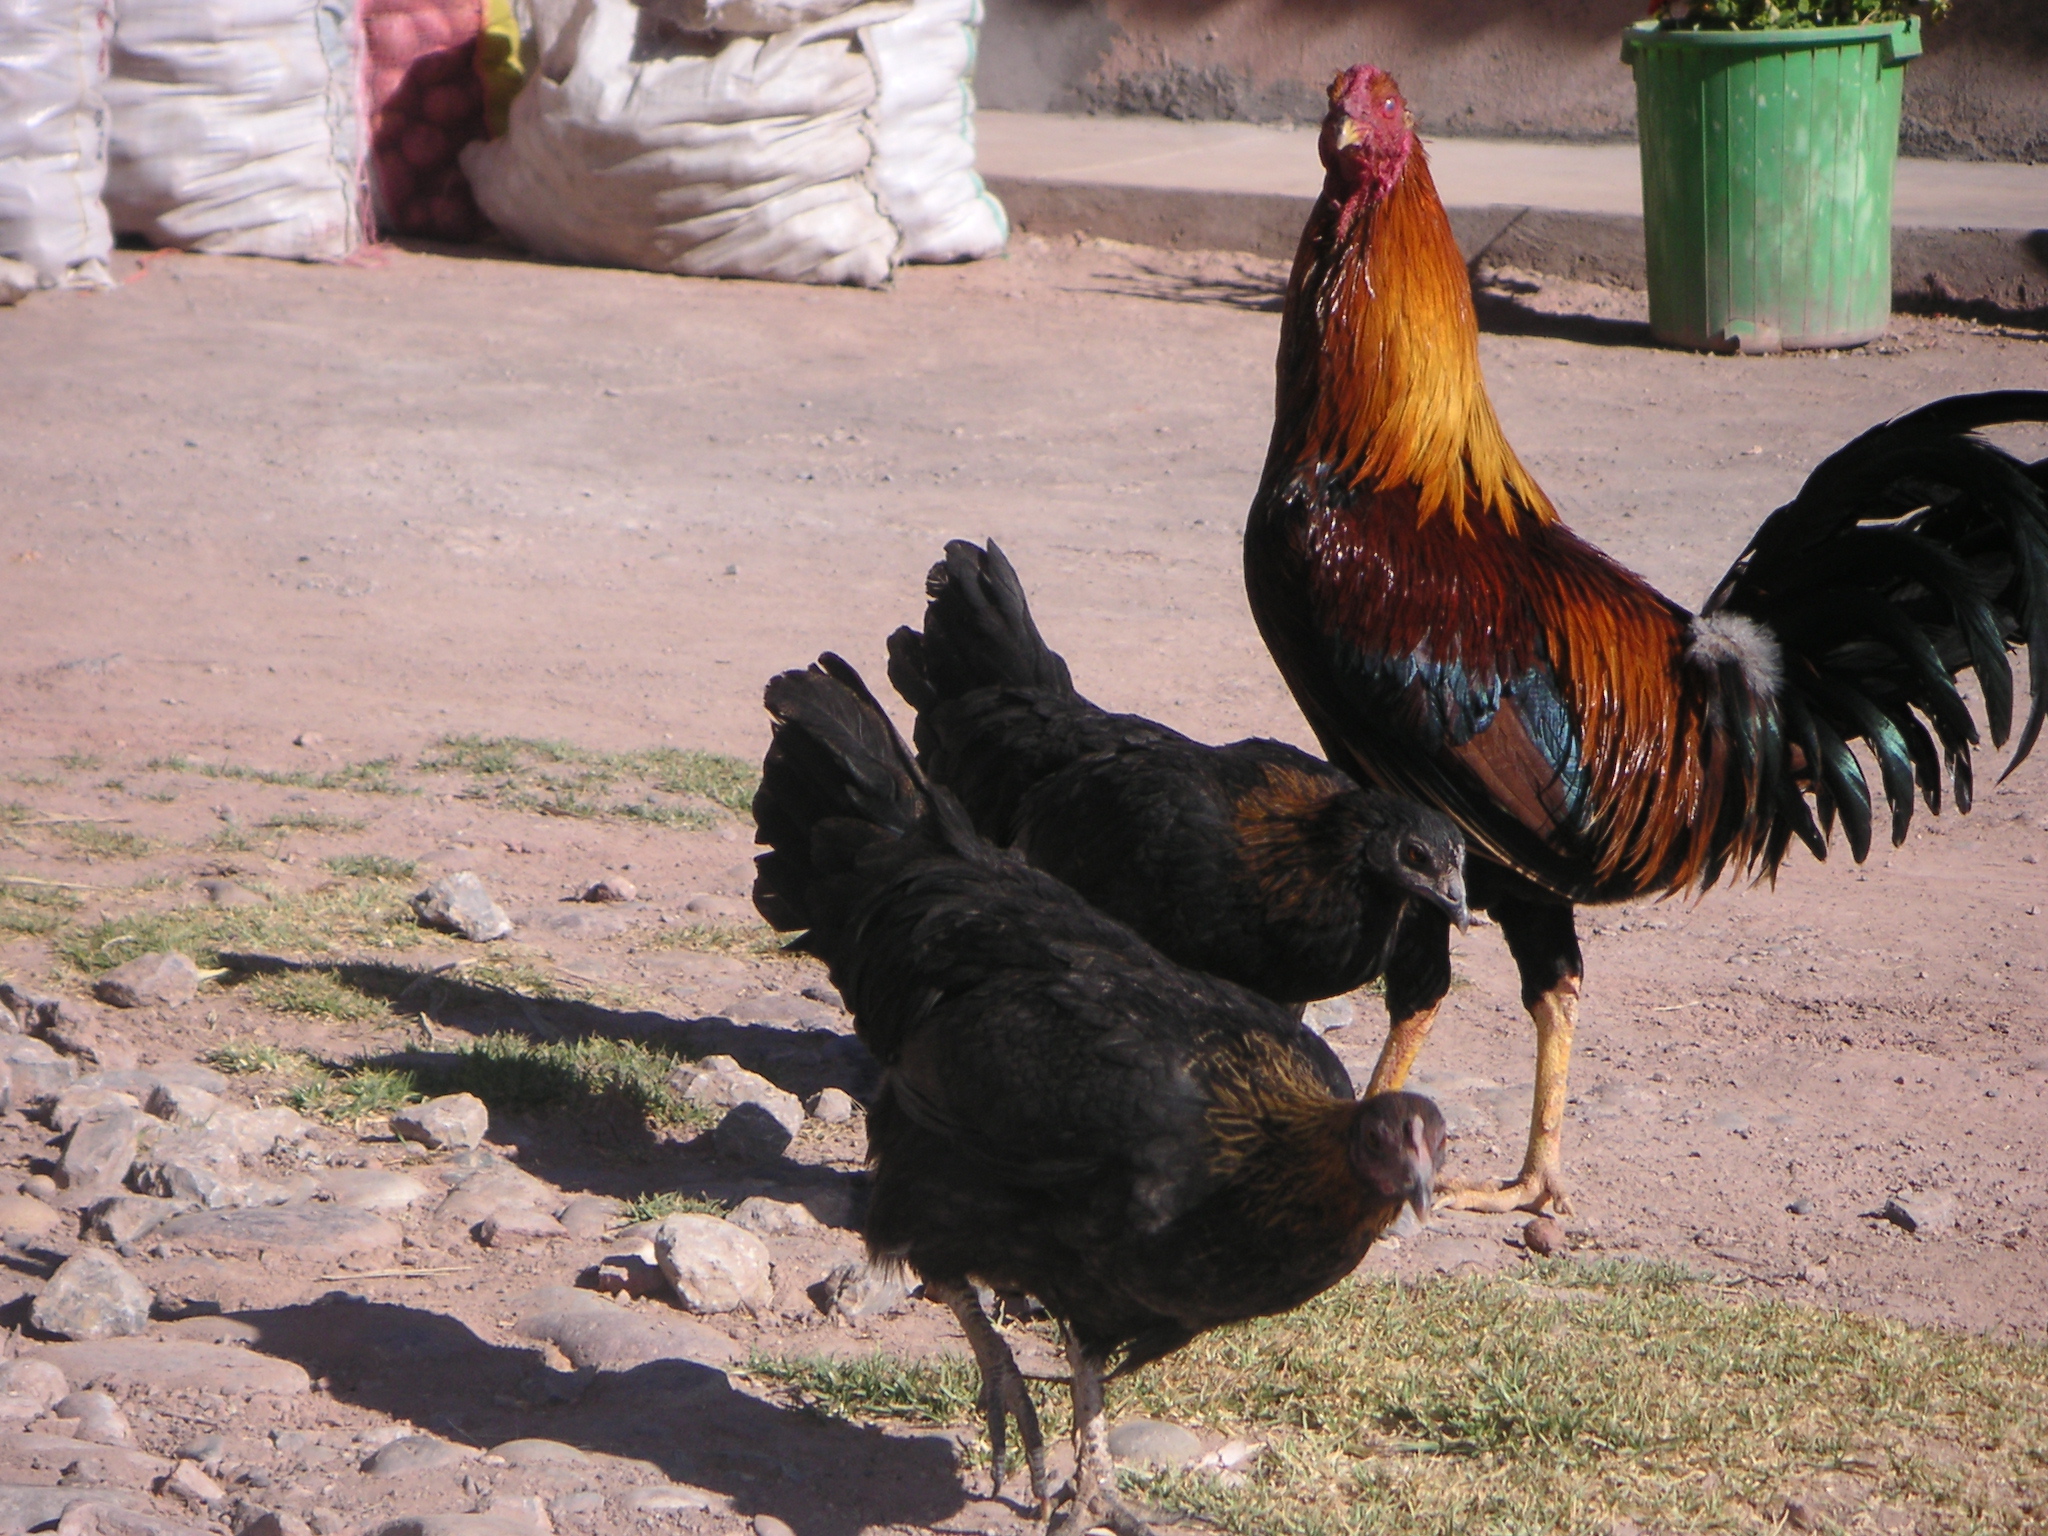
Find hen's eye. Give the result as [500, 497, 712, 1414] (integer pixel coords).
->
[1401, 846, 1430, 871]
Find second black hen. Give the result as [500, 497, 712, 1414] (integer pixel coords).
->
[886, 539, 1469, 1012]
[753, 654, 1444, 1536]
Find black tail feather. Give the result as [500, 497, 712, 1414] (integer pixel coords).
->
[1705, 389, 2048, 859]
[886, 540, 1076, 715]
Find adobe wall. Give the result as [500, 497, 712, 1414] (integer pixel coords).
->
[976, 0, 2048, 162]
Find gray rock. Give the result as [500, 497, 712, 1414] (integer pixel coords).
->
[229, 1504, 312, 1536]
[92, 953, 204, 1010]
[555, 1195, 617, 1240]
[548, 1491, 603, 1523]
[203, 1106, 311, 1158]
[1107, 1420, 1202, 1470]
[655, 1214, 773, 1314]
[41, 1016, 137, 1074]
[678, 1059, 805, 1131]
[31, 1252, 153, 1340]
[53, 1086, 143, 1135]
[392, 1093, 489, 1151]
[3, 1037, 77, 1111]
[1883, 1190, 1959, 1236]
[712, 1101, 796, 1164]
[589, 1253, 666, 1299]
[159, 1459, 225, 1506]
[316, 1168, 430, 1212]
[176, 1433, 224, 1467]
[727, 1197, 820, 1238]
[626, 1486, 726, 1515]
[1787, 1197, 1815, 1216]
[753, 1517, 796, 1536]
[0, 980, 54, 1030]
[478, 1207, 567, 1248]
[363, 1521, 546, 1536]
[411, 873, 513, 942]
[57, 1106, 142, 1197]
[151, 1205, 402, 1264]
[812, 1259, 911, 1319]
[579, 878, 635, 903]
[20, 1174, 58, 1202]
[55, 1502, 209, 1536]
[143, 1083, 220, 1127]
[28, 1338, 308, 1396]
[362, 1435, 468, 1476]
[1300, 997, 1354, 1036]
[53, 1389, 132, 1446]
[491, 1439, 589, 1468]
[0, 1191, 64, 1237]
[805, 1088, 856, 1124]
[513, 1285, 739, 1372]
[682, 893, 745, 919]
[0, 1359, 67, 1410]
[128, 1134, 259, 1210]
[0, 1488, 124, 1534]
[195, 879, 263, 908]
[0, 1432, 170, 1489]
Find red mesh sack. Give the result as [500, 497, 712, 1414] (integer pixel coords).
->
[363, 0, 489, 241]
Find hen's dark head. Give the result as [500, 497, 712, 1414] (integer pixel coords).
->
[1319, 65, 1416, 208]
[1350, 1090, 1445, 1226]
[1358, 796, 1468, 931]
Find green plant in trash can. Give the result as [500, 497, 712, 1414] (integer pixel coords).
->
[1647, 0, 1947, 26]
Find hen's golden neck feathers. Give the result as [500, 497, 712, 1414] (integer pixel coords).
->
[1279, 147, 1554, 537]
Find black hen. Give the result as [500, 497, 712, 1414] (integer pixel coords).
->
[753, 654, 1444, 1536]
[886, 539, 1468, 1015]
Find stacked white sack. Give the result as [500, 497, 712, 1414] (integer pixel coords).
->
[0, 0, 114, 289]
[862, 0, 1004, 263]
[463, 0, 902, 287]
[104, 0, 368, 259]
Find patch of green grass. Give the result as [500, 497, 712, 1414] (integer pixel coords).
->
[0, 881, 82, 937]
[764, 1266, 2048, 1536]
[142, 790, 178, 804]
[750, 1350, 984, 1427]
[57, 876, 431, 976]
[418, 735, 758, 825]
[437, 1033, 716, 1133]
[11, 775, 58, 789]
[618, 1191, 731, 1224]
[637, 920, 784, 958]
[52, 823, 153, 859]
[204, 1040, 298, 1075]
[242, 969, 393, 1024]
[56, 752, 99, 771]
[0, 803, 32, 824]
[286, 1065, 422, 1123]
[147, 755, 406, 794]
[208, 819, 260, 853]
[261, 810, 366, 834]
[99, 779, 126, 793]
[326, 854, 418, 880]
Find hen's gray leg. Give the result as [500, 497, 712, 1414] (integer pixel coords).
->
[931, 1281, 1049, 1514]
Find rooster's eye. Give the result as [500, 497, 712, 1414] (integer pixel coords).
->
[1381, 98, 1397, 117]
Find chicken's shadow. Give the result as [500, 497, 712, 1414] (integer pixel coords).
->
[228, 1295, 963, 1536]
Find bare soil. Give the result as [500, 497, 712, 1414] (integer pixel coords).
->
[0, 235, 2044, 1535]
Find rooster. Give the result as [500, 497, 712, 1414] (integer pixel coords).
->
[753, 654, 1443, 1536]
[887, 538, 1469, 1008]
[1243, 63, 2048, 1214]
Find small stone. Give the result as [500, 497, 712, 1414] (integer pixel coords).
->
[1521, 1216, 1567, 1257]
[93, 953, 204, 1010]
[230, 1504, 313, 1536]
[3, 1037, 78, 1111]
[21, 1173, 59, 1202]
[160, 1459, 225, 1506]
[53, 1086, 143, 1134]
[316, 1168, 429, 1212]
[655, 1214, 773, 1315]
[1787, 1197, 1815, 1216]
[491, 1439, 589, 1468]
[54, 1390, 131, 1446]
[362, 1518, 537, 1536]
[682, 894, 744, 919]
[626, 1486, 724, 1515]
[0, 1192, 64, 1237]
[1883, 1190, 1958, 1236]
[712, 1101, 796, 1164]
[479, 1207, 568, 1248]
[589, 1254, 666, 1299]
[57, 1106, 142, 1197]
[753, 1517, 796, 1536]
[805, 1087, 856, 1124]
[151, 1205, 401, 1264]
[812, 1259, 911, 1319]
[42, 1016, 137, 1073]
[56, 1504, 210, 1536]
[548, 1492, 603, 1524]
[32, 1252, 153, 1340]
[176, 1432, 224, 1466]
[1301, 997, 1354, 1035]
[580, 878, 635, 903]
[195, 879, 264, 908]
[411, 873, 513, 942]
[727, 1197, 821, 1237]
[143, 1082, 220, 1127]
[362, 1434, 468, 1476]
[0, 1358, 69, 1406]
[1107, 1419, 1202, 1470]
[555, 1195, 617, 1239]
[392, 1093, 489, 1151]
[88, 1194, 183, 1247]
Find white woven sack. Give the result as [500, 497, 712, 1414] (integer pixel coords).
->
[104, 0, 367, 259]
[0, 0, 113, 285]
[464, 0, 901, 285]
[861, 0, 1003, 264]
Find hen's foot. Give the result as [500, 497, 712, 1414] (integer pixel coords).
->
[1435, 1165, 1571, 1216]
[931, 1281, 1050, 1512]
[1048, 1488, 1157, 1536]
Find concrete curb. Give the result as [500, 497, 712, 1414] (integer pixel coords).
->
[983, 175, 2048, 318]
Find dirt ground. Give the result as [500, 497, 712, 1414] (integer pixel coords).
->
[1, 235, 2046, 1534]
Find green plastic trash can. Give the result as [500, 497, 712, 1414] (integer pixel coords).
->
[1622, 18, 1920, 353]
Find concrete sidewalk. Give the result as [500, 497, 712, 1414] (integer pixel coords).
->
[976, 110, 2048, 315]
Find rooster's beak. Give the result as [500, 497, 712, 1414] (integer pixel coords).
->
[1335, 117, 1363, 150]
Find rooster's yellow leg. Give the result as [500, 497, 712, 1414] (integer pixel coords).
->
[1366, 1001, 1441, 1096]
[1439, 977, 1577, 1215]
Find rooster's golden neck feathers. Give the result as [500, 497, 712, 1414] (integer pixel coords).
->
[1281, 71, 1555, 537]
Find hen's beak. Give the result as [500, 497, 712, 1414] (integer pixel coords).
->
[1437, 872, 1470, 934]
[1335, 117, 1363, 150]
[1403, 1114, 1438, 1226]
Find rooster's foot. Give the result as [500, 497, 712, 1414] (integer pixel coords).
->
[1435, 1165, 1571, 1216]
